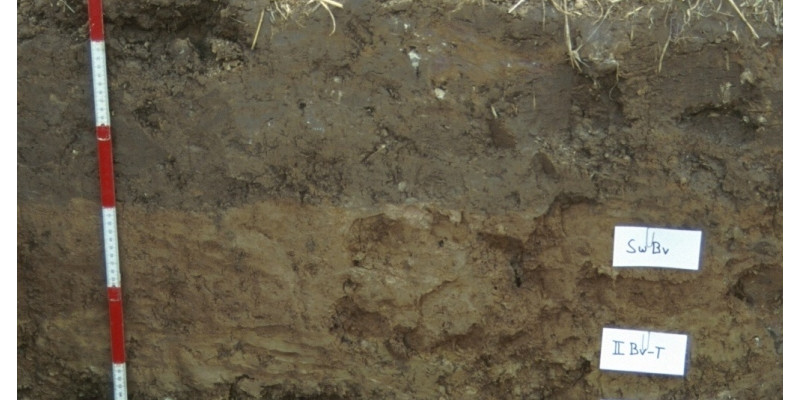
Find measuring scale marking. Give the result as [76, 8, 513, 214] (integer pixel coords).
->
[88, 0, 128, 398]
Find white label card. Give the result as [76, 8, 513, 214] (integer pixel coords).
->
[599, 327, 688, 376]
[612, 226, 702, 270]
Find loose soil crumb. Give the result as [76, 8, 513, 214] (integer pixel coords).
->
[18, 0, 782, 399]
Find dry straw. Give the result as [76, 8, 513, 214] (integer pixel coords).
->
[255, 0, 781, 73]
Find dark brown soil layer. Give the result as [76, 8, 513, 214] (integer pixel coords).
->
[18, 0, 782, 399]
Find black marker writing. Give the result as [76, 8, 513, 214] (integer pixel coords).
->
[626, 228, 670, 255]
[630, 341, 643, 355]
[612, 332, 666, 359]
[613, 340, 625, 355]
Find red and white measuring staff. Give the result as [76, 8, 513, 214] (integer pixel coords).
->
[88, 0, 128, 399]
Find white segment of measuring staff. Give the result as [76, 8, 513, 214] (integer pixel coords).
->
[612, 226, 702, 270]
[103, 208, 121, 287]
[90, 41, 111, 127]
[113, 363, 127, 400]
[599, 327, 688, 376]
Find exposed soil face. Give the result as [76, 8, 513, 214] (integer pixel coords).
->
[18, 0, 782, 399]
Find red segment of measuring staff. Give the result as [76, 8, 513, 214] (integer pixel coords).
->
[107, 287, 126, 364]
[96, 126, 116, 207]
[88, 0, 104, 41]
[88, 0, 128, 398]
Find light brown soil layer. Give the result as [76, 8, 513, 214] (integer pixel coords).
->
[18, 1, 782, 398]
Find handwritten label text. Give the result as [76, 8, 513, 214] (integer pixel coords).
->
[612, 226, 702, 270]
[599, 327, 688, 376]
